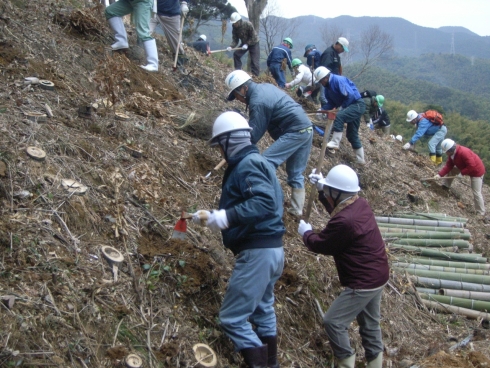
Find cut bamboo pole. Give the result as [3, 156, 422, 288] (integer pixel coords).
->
[411, 276, 490, 292]
[376, 216, 464, 228]
[378, 223, 467, 233]
[392, 239, 470, 248]
[421, 299, 490, 321]
[382, 231, 470, 240]
[420, 293, 490, 313]
[393, 262, 490, 275]
[411, 213, 468, 222]
[395, 267, 490, 285]
[415, 287, 438, 294]
[393, 213, 467, 223]
[439, 289, 490, 301]
[389, 244, 487, 263]
[394, 256, 490, 270]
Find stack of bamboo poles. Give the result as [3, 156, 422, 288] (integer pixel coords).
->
[378, 213, 490, 321]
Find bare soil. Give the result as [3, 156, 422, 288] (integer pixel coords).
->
[0, 1, 489, 367]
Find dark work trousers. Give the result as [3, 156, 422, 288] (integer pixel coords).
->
[233, 43, 260, 76]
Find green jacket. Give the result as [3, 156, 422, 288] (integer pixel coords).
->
[231, 20, 259, 47]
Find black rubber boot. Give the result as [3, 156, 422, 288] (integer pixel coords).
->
[259, 336, 280, 368]
[240, 344, 268, 368]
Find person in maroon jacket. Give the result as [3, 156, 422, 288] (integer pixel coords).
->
[297, 164, 388, 368]
[434, 139, 486, 215]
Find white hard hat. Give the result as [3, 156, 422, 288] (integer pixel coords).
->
[406, 110, 418, 122]
[230, 12, 241, 24]
[396, 135, 403, 142]
[198, 34, 207, 41]
[313, 66, 330, 82]
[337, 37, 349, 52]
[209, 112, 252, 146]
[318, 164, 360, 192]
[441, 138, 455, 153]
[225, 70, 251, 101]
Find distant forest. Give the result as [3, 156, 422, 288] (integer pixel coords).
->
[346, 54, 490, 183]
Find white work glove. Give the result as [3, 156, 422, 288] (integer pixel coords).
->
[369, 123, 374, 130]
[369, 118, 373, 125]
[316, 108, 327, 120]
[298, 220, 312, 236]
[180, 1, 189, 15]
[308, 169, 324, 191]
[242, 44, 248, 50]
[433, 174, 441, 180]
[192, 210, 229, 231]
[403, 142, 412, 150]
[226, 46, 232, 52]
[192, 210, 210, 226]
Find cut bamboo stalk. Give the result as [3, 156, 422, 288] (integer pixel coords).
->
[381, 231, 470, 240]
[395, 267, 490, 285]
[412, 276, 490, 292]
[411, 212, 468, 222]
[389, 244, 487, 263]
[378, 223, 467, 233]
[421, 299, 490, 321]
[415, 287, 438, 294]
[394, 256, 490, 270]
[420, 293, 490, 313]
[394, 262, 490, 275]
[393, 213, 467, 223]
[392, 239, 470, 248]
[376, 216, 464, 228]
[439, 289, 490, 301]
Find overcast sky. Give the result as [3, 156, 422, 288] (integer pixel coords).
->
[227, 0, 490, 37]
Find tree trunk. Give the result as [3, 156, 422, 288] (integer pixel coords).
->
[244, 0, 267, 73]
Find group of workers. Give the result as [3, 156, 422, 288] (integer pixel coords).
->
[104, 6, 486, 368]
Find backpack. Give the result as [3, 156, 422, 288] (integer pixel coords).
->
[422, 110, 444, 126]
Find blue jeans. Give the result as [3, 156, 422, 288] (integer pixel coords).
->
[262, 128, 313, 188]
[323, 286, 385, 360]
[219, 247, 284, 351]
[332, 99, 366, 149]
[428, 125, 447, 155]
[105, 0, 153, 42]
[269, 64, 286, 88]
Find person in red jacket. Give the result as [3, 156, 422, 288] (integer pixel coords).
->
[297, 164, 388, 368]
[434, 139, 486, 215]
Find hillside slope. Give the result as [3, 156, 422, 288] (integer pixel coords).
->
[0, 1, 490, 367]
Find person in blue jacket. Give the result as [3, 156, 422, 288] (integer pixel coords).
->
[302, 44, 323, 105]
[225, 70, 313, 217]
[192, 111, 285, 368]
[314, 66, 366, 164]
[267, 38, 293, 88]
[403, 110, 447, 164]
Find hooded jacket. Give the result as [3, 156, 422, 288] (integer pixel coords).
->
[220, 145, 285, 255]
[303, 194, 389, 289]
[246, 82, 312, 143]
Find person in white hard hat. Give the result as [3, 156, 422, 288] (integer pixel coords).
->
[434, 139, 486, 215]
[313, 66, 367, 164]
[403, 110, 447, 164]
[149, 0, 189, 66]
[320, 37, 349, 75]
[298, 164, 388, 368]
[224, 70, 313, 217]
[192, 111, 285, 368]
[227, 12, 260, 76]
[190, 33, 210, 54]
